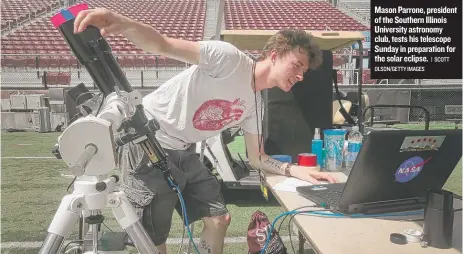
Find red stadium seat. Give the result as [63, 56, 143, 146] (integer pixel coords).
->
[1, 0, 368, 73]
[337, 72, 343, 84]
[133, 56, 145, 68]
[69, 57, 79, 68]
[2, 56, 17, 69]
[25, 57, 37, 69]
[58, 72, 71, 85]
[42, 71, 71, 86]
[224, 0, 368, 31]
[1, 0, 59, 30]
[1, 0, 206, 70]
[362, 70, 376, 84]
[37, 56, 49, 69]
[143, 56, 157, 68]
[58, 57, 70, 69]
[120, 56, 134, 68]
[333, 57, 345, 67]
[48, 57, 59, 69]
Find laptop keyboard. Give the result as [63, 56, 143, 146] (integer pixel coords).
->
[317, 189, 343, 206]
[297, 183, 345, 207]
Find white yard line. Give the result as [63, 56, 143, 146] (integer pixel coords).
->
[2, 236, 294, 249]
[1, 156, 297, 250]
[2, 156, 56, 159]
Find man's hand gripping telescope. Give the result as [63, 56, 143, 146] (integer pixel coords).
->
[39, 4, 177, 254]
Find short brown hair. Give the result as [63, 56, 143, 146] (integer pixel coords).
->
[260, 29, 323, 70]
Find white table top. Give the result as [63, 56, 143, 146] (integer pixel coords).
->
[265, 172, 462, 254]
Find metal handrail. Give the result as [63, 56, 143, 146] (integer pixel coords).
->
[363, 104, 431, 130]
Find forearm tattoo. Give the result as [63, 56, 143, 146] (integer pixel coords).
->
[199, 240, 212, 254]
[260, 157, 286, 174]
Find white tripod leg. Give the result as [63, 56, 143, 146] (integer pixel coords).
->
[39, 194, 83, 254]
[109, 191, 160, 254]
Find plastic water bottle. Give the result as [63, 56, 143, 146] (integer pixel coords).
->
[311, 128, 324, 168]
[345, 126, 363, 172]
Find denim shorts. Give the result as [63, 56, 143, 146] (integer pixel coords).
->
[117, 141, 228, 245]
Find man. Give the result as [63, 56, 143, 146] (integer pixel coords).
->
[74, 8, 339, 254]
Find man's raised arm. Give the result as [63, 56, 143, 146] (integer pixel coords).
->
[73, 8, 200, 65]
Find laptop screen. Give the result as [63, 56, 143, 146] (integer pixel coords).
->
[339, 129, 461, 209]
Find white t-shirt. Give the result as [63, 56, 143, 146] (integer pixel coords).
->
[142, 40, 264, 150]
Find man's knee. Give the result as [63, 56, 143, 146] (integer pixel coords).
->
[202, 213, 231, 230]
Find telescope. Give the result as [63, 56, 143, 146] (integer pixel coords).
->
[39, 3, 179, 254]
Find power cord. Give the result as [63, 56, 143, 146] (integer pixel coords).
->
[259, 207, 329, 254]
[169, 179, 201, 254]
[288, 213, 302, 253]
[260, 207, 425, 254]
[277, 205, 318, 233]
[275, 206, 321, 253]
[75, 91, 95, 105]
[69, 92, 105, 124]
[65, 89, 197, 253]
[275, 194, 463, 252]
[176, 218, 187, 254]
[62, 240, 84, 253]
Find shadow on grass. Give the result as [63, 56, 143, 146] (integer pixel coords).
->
[222, 188, 282, 207]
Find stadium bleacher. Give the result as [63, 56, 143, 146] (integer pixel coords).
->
[225, 0, 368, 31]
[1, 0, 206, 70]
[338, 0, 370, 22]
[225, 0, 369, 73]
[1, 0, 61, 30]
[1, 0, 372, 86]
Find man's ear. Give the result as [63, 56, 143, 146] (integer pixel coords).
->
[270, 50, 278, 64]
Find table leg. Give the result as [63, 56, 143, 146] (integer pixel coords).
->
[298, 230, 304, 254]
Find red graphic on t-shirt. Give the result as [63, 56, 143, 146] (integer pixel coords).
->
[193, 99, 245, 131]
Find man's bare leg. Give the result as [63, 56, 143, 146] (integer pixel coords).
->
[198, 214, 231, 254]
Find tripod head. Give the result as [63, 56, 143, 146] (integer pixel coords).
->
[51, 3, 171, 178]
[58, 89, 143, 176]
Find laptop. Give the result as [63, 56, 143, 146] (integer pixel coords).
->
[296, 129, 462, 214]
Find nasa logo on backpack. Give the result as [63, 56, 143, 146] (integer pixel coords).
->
[394, 156, 432, 183]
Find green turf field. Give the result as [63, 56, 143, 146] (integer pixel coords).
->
[1, 132, 291, 253]
[1, 122, 461, 253]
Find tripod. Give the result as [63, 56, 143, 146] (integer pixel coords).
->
[39, 110, 160, 254]
[39, 89, 159, 254]
[39, 176, 159, 254]
[43, 5, 186, 253]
